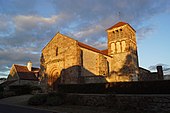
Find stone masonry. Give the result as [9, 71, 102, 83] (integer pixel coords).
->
[40, 22, 140, 87]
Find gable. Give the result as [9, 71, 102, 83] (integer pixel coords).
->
[42, 32, 77, 52]
[14, 64, 39, 81]
[7, 64, 19, 81]
[106, 22, 136, 32]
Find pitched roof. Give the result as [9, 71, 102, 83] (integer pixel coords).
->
[101, 49, 108, 55]
[106, 21, 136, 32]
[78, 42, 109, 56]
[14, 64, 39, 81]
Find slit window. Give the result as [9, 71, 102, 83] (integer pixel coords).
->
[56, 47, 58, 56]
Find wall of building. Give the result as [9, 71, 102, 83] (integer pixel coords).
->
[41, 33, 80, 85]
[107, 24, 139, 82]
[80, 47, 100, 76]
[78, 47, 109, 83]
[7, 65, 19, 81]
[138, 66, 164, 81]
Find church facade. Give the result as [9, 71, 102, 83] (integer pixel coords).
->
[40, 22, 139, 86]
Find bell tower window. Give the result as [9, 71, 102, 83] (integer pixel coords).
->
[111, 43, 115, 54]
[116, 42, 121, 53]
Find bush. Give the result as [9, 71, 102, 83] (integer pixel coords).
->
[9, 85, 31, 95]
[28, 94, 47, 106]
[0, 92, 3, 99]
[3, 91, 16, 98]
[46, 96, 64, 106]
[58, 80, 170, 94]
[31, 86, 42, 94]
[0, 85, 4, 92]
[46, 92, 64, 106]
[28, 92, 64, 106]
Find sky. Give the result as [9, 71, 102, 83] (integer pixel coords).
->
[0, 0, 170, 78]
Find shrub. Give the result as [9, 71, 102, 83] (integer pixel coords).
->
[0, 85, 4, 92]
[0, 92, 3, 99]
[3, 91, 16, 98]
[46, 92, 64, 106]
[31, 86, 42, 94]
[9, 85, 32, 95]
[46, 96, 64, 106]
[28, 94, 47, 106]
[28, 92, 65, 106]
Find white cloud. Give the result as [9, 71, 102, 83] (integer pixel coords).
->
[137, 26, 155, 40]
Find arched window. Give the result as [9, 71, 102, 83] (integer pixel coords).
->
[121, 41, 126, 52]
[111, 43, 115, 54]
[116, 42, 121, 53]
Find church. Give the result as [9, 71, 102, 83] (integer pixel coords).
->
[40, 21, 163, 86]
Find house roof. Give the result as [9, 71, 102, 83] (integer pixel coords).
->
[78, 42, 109, 56]
[14, 64, 39, 81]
[106, 21, 136, 32]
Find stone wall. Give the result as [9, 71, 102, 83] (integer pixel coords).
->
[41, 33, 80, 85]
[7, 65, 19, 81]
[80, 47, 109, 77]
[107, 23, 139, 82]
[80, 47, 100, 76]
[65, 93, 170, 112]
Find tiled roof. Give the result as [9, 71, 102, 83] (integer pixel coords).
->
[78, 42, 109, 56]
[101, 49, 108, 55]
[106, 21, 136, 32]
[106, 22, 127, 30]
[14, 64, 39, 81]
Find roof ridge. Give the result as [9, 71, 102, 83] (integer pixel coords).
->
[106, 21, 127, 30]
[13, 64, 39, 69]
[78, 42, 110, 57]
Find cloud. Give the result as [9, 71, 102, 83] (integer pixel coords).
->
[0, 0, 170, 77]
[136, 26, 155, 40]
[0, 14, 67, 75]
[50, 0, 170, 43]
[148, 63, 170, 75]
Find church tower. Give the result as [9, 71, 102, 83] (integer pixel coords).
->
[106, 22, 139, 82]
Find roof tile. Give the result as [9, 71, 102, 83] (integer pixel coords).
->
[14, 64, 39, 81]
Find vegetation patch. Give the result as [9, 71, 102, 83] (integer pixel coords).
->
[28, 92, 64, 106]
[28, 94, 47, 106]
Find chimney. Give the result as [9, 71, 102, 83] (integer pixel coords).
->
[27, 61, 32, 71]
[157, 66, 163, 80]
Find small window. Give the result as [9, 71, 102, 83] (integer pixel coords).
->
[116, 30, 118, 32]
[120, 29, 122, 31]
[113, 31, 115, 33]
[56, 47, 58, 56]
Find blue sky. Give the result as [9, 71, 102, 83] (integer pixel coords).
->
[0, 0, 170, 77]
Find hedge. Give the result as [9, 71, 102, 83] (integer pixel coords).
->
[58, 80, 170, 94]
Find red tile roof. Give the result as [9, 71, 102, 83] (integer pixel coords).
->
[78, 42, 109, 56]
[106, 22, 127, 30]
[14, 64, 39, 81]
[101, 49, 108, 55]
[106, 21, 136, 32]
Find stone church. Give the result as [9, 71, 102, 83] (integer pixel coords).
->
[40, 22, 140, 86]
